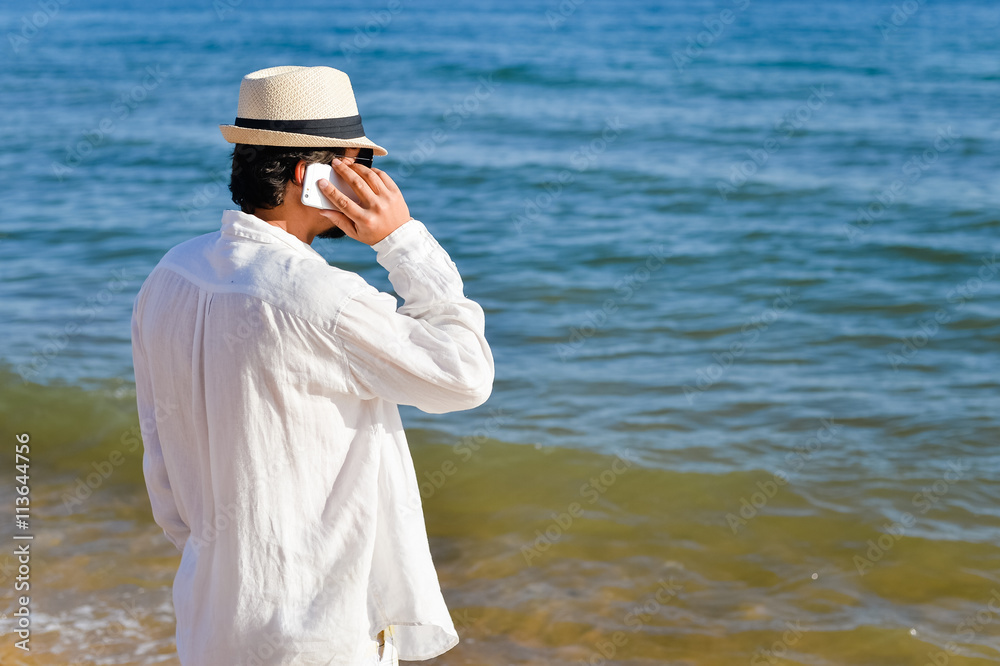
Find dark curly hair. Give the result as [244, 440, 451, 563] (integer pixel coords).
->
[229, 144, 374, 215]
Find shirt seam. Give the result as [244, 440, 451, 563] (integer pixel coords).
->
[385, 258, 464, 307]
[223, 209, 330, 262]
[376, 245, 437, 274]
[154, 261, 353, 333]
[331, 286, 388, 397]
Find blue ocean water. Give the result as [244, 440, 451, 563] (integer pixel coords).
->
[1, 1, 999, 663]
[5, 0, 998, 467]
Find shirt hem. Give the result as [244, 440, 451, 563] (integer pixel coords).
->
[372, 623, 460, 661]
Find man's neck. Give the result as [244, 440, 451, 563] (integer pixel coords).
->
[253, 207, 317, 245]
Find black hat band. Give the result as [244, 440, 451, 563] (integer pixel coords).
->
[233, 114, 366, 139]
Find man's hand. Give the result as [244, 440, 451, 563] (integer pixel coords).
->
[317, 159, 412, 245]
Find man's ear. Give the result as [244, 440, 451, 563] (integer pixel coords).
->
[293, 160, 307, 186]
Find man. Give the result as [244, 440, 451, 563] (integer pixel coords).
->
[131, 65, 494, 665]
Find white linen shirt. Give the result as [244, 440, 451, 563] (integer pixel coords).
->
[130, 209, 493, 665]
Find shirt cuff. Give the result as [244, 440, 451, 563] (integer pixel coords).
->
[372, 219, 439, 271]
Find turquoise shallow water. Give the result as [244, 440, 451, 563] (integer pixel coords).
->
[1, 1, 999, 664]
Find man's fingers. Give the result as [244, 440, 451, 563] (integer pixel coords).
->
[371, 168, 401, 194]
[316, 163, 410, 246]
[331, 159, 376, 206]
[352, 162, 384, 196]
[317, 178, 367, 221]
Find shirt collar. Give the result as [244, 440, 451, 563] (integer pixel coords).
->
[220, 209, 327, 263]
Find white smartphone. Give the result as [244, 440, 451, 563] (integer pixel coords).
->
[301, 162, 361, 210]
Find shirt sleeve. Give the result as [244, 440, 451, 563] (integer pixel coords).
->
[334, 219, 495, 414]
[131, 295, 190, 552]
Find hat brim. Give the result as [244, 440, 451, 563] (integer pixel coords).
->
[219, 124, 387, 156]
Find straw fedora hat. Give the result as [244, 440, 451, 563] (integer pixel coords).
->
[219, 65, 387, 156]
